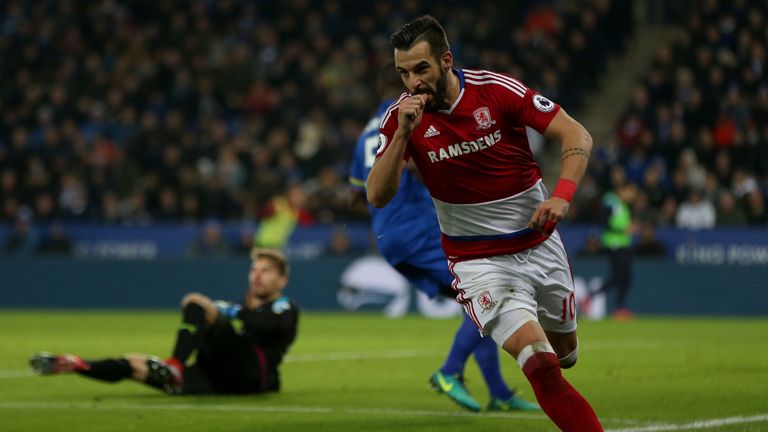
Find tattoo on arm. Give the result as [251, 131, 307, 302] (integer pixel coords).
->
[561, 148, 590, 161]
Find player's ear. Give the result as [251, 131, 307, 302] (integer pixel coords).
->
[440, 51, 453, 70]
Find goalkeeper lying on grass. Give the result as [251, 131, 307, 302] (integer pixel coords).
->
[30, 249, 299, 395]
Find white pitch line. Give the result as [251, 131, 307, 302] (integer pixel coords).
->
[0, 370, 33, 378]
[0, 401, 548, 421]
[345, 406, 545, 421]
[0, 401, 663, 426]
[606, 414, 768, 432]
[6, 401, 756, 430]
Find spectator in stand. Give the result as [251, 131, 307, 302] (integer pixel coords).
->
[715, 190, 747, 226]
[186, 219, 232, 258]
[633, 222, 667, 258]
[600, 1, 768, 229]
[325, 226, 353, 256]
[0, 0, 633, 225]
[744, 190, 768, 226]
[37, 222, 74, 256]
[2, 208, 40, 255]
[657, 196, 679, 228]
[676, 189, 716, 230]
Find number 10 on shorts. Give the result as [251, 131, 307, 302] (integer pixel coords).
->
[561, 292, 576, 322]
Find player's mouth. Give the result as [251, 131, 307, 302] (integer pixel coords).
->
[418, 83, 438, 94]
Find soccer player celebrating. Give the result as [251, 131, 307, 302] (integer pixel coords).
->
[367, 15, 602, 431]
[30, 249, 299, 395]
[349, 66, 538, 412]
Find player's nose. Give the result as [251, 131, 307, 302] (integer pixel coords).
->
[408, 76, 422, 91]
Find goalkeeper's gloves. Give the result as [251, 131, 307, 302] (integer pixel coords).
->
[214, 300, 241, 320]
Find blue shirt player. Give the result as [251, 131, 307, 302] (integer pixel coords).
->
[348, 69, 538, 412]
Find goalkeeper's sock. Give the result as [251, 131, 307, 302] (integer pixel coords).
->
[171, 303, 206, 363]
[439, 313, 480, 375]
[164, 357, 185, 375]
[520, 346, 602, 431]
[78, 358, 133, 383]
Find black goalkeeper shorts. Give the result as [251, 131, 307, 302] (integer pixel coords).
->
[181, 315, 265, 394]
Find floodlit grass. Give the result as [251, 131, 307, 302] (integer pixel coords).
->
[1, 311, 766, 431]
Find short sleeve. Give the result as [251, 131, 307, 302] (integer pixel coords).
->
[490, 73, 560, 133]
[514, 88, 561, 134]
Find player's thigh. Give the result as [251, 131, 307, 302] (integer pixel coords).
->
[198, 315, 239, 356]
[528, 234, 578, 335]
[181, 364, 217, 395]
[450, 256, 538, 336]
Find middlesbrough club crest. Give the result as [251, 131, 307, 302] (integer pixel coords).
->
[478, 291, 498, 312]
[473, 107, 496, 130]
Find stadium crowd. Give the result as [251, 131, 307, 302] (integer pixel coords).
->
[572, 0, 768, 229]
[0, 0, 631, 230]
[2, 0, 764, 258]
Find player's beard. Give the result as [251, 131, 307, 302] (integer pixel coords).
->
[419, 68, 448, 113]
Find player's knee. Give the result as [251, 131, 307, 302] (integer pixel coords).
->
[517, 342, 564, 392]
[181, 292, 207, 307]
[558, 344, 579, 369]
[546, 331, 578, 361]
[182, 302, 207, 326]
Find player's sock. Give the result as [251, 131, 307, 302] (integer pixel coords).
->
[439, 313, 481, 375]
[519, 344, 602, 431]
[171, 303, 206, 363]
[164, 357, 185, 375]
[473, 336, 513, 400]
[78, 358, 133, 383]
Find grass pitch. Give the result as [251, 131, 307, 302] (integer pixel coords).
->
[0, 311, 766, 432]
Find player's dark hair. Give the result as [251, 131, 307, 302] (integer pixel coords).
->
[391, 15, 450, 60]
[251, 248, 290, 278]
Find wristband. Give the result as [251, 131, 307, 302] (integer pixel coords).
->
[552, 178, 577, 203]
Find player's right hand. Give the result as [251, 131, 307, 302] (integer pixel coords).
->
[398, 94, 426, 132]
[528, 197, 569, 235]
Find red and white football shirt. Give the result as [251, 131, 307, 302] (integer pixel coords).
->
[377, 69, 561, 261]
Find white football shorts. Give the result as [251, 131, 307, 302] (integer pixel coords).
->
[448, 231, 578, 346]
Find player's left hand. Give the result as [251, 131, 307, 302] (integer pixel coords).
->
[528, 197, 570, 235]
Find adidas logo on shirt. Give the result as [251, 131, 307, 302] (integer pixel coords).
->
[424, 125, 440, 138]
